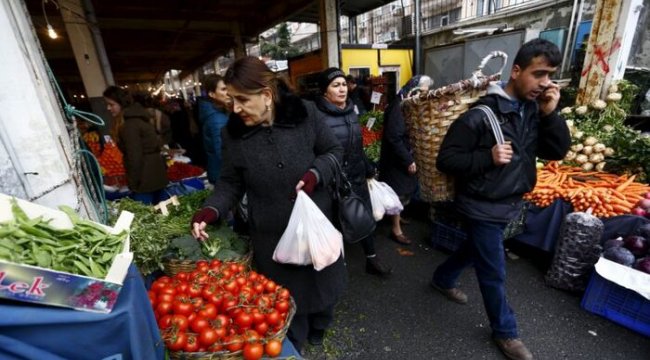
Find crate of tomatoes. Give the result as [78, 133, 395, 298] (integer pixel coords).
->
[149, 260, 295, 359]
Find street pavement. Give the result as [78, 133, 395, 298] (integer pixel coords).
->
[302, 203, 650, 360]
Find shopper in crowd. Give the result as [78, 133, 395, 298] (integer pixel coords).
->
[312, 67, 392, 276]
[197, 74, 231, 184]
[430, 39, 570, 360]
[190, 57, 347, 351]
[345, 75, 367, 115]
[132, 92, 172, 147]
[103, 86, 169, 205]
[378, 75, 432, 245]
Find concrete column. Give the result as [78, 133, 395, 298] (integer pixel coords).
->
[576, 0, 640, 104]
[59, 0, 112, 128]
[319, 0, 340, 69]
[0, 0, 95, 218]
[233, 22, 247, 59]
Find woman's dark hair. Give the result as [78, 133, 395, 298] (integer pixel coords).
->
[513, 38, 562, 70]
[223, 56, 291, 103]
[203, 74, 225, 93]
[103, 86, 132, 107]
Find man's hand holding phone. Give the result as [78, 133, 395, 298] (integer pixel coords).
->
[538, 82, 560, 116]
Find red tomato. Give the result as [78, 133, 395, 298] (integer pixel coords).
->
[158, 276, 172, 284]
[191, 297, 204, 309]
[225, 335, 244, 352]
[173, 301, 194, 316]
[198, 328, 219, 347]
[187, 312, 197, 324]
[170, 315, 190, 332]
[190, 316, 211, 334]
[247, 272, 259, 282]
[266, 310, 281, 327]
[174, 272, 189, 282]
[264, 281, 277, 293]
[222, 297, 239, 313]
[159, 286, 177, 296]
[165, 331, 187, 352]
[252, 282, 264, 294]
[184, 334, 200, 353]
[214, 326, 227, 339]
[243, 343, 264, 360]
[156, 301, 174, 316]
[235, 312, 253, 329]
[221, 269, 233, 279]
[251, 311, 266, 325]
[157, 293, 175, 304]
[187, 284, 203, 298]
[151, 281, 167, 292]
[235, 276, 247, 287]
[265, 339, 283, 357]
[275, 300, 290, 313]
[277, 288, 290, 300]
[243, 329, 261, 344]
[197, 303, 218, 320]
[255, 295, 273, 309]
[214, 314, 231, 329]
[224, 281, 239, 294]
[229, 263, 240, 273]
[157, 314, 172, 329]
[196, 260, 208, 268]
[175, 282, 189, 294]
[210, 259, 222, 268]
[148, 293, 157, 307]
[254, 322, 269, 336]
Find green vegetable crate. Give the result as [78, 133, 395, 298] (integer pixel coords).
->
[0, 193, 133, 313]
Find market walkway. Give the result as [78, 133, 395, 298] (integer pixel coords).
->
[303, 203, 650, 360]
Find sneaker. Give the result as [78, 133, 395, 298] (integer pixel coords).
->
[494, 338, 533, 360]
[366, 256, 392, 276]
[430, 281, 468, 304]
[308, 329, 325, 346]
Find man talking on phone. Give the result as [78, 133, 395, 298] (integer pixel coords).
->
[430, 39, 571, 360]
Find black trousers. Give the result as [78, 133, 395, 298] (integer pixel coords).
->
[287, 304, 335, 352]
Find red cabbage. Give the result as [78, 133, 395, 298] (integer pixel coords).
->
[604, 247, 636, 267]
[623, 235, 649, 257]
[634, 257, 650, 275]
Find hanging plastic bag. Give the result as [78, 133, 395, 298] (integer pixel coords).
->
[368, 179, 403, 216]
[273, 191, 343, 271]
[367, 179, 386, 221]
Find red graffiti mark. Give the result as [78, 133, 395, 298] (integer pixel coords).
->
[581, 38, 622, 77]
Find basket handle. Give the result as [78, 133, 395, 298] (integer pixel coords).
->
[469, 51, 508, 87]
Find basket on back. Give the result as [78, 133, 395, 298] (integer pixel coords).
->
[402, 51, 508, 202]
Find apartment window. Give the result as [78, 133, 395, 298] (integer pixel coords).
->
[348, 67, 371, 81]
[441, 15, 449, 26]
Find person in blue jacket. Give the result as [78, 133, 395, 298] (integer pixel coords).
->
[197, 74, 231, 184]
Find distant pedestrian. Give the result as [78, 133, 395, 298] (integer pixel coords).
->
[430, 39, 570, 360]
[345, 75, 368, 115]
[378, 75, 432, 245]
[197, 74, 230, 184]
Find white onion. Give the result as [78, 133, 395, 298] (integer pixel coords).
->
[575, 106, 588, 115]
[564, 151, 577, 161]
[604, 147, 615, 156]
[606, 92, 622, 102]
[583, 136, 598, 146]
[571, 143, 584, 152]
[575, 154, 589, 164]
[561, 107, 573, 115]
[582, 145, 593, 155]
[581, 162, 594, 171]
[595, 162, 606, 171]
[589, 153, 604, 163]
[593, 143, 606, 153]
[591, 99, 607, 110]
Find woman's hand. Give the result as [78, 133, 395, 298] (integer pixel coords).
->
[407, 162, 417, 175]
[191, 208, 219, 240]
[295, 170, 318, 195]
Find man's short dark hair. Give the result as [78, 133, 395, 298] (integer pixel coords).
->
[203, 74, 225, 93]
[345, 75, 357, 84]
[513, 38, 562, 69]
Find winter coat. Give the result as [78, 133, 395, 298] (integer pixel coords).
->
[118, 103, 169, 193]
[203, 91, 347, 315]
[378, 99, 417, 198]
[197, 97, 229, 183]
[436, 82, 571, 222]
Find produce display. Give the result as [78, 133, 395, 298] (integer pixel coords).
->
[150, 260, 293, 359]
[167, 162, 206, 182]
[359, 110, 383, 163]
[0, 198, 127, 278]
[83, 132, 127, 186]
[166, 226, 249, 262]
[524, 162, 650, 217]
[109, 190, 242, 275]
[545, 210, 604, 292]
[560, 81, 650, 182]
[602, 225, 650, 275]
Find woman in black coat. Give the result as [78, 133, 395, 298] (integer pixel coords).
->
[190, 57, 346, 351]
[311, 67, 392, 277]
[378, 75, 432, 244]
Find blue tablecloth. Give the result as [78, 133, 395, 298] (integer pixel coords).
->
[0, 265, 164, 360]
[513, 199, 650, 252]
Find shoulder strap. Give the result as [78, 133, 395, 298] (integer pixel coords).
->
[473, 105, 505, 145]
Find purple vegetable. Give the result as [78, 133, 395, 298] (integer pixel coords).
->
[603, 247, 636, 267]
[634, 257, 650, 275]
[623, 235, 649, 257]
[603, 238, 624, 250]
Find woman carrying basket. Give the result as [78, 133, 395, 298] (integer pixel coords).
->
[190, 57, 347, 352]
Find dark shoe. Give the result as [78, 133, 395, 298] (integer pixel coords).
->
[308, 329, 325, 346]
[366, 256, 392, 276]
[430, 282, 468, 304]
[494, 338, 533, 360]
[390, 232, 412, 245]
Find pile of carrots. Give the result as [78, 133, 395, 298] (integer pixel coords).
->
[524, 161, 650, 218]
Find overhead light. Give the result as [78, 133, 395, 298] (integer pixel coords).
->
[47, 24, 58, 39]
[42, 0, 60, 40]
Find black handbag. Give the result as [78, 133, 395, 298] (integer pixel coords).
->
[325, 153, 376, 243]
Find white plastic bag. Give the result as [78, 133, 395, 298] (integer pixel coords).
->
[368, 179, 386, 221]
[368, 179, 403, 216]
[273, 191, 344, 271]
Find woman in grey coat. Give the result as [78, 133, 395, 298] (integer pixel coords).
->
[190, 57, 347, 351]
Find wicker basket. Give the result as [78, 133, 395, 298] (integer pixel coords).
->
[169, 297, 297, 360]
[162, 251, 253, 276]
[402, 51, 508, 202]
